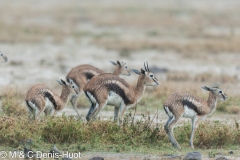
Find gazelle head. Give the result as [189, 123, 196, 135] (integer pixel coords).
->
[0, 51, 8, 62]
[202, 86, 228, 101]
[57, 79, 79, 95]
[110, 60, 131, 76]
[131, 62, 159, 86]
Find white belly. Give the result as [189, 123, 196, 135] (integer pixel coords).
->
[107, 91, 123, 106]
[183, 105, 197, 118]
[44, 98, 55, 114]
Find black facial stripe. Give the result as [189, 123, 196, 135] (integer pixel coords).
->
[221, 93, 225, 100]
[153, 78, 157, 83]
[74, 88, 78, 94]
[153, 77, 158, 82]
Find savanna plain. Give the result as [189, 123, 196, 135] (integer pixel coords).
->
[0, 0, 240, 159]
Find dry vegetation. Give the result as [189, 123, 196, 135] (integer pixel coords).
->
[0, 1, 240, 54]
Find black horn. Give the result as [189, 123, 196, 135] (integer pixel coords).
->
[146, 62, 150, 72]
[144, 62, 150, 72]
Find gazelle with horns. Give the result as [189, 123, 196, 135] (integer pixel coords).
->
[0, 51, 8, 62]
[25, 79, 79, 119]
[83, 62, 159, 124]
[163, 86, 228, 149]
[66, 60, 131, 117]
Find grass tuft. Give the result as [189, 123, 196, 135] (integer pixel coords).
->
[1, 88, 27, 117]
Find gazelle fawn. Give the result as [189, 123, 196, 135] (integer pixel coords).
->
[163, 86, 228, 149]
[83, 62, 159, 125]
[25, 79, 79, 119]
[66, 60, 131, 116]
[0, 51, 8, 62]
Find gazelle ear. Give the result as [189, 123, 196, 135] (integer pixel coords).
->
[110, 61, 117, 66]
[57, 79, 67, 86]
[202, 86, 211, 91]
[68, 78, 73, 84]
[131, 69, 140, 75]
[117, 60, 121, 66]
[141, 68, 146, 74]
[61, 79, 67, 85]
[56, 80, 63, 85]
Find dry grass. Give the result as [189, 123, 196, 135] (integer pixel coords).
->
[0, 85, 239, 153]
[1, 88, 27, 117]
[227, 106, 240, 114]
[165, 71, 239, 84]
[0, 114, 239, 150]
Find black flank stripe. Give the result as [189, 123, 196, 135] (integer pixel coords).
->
[182, 100, 199, 114]
[106, 84, 131, 104]
[85, 72, 95, 80]
[43, 91, 57, 109]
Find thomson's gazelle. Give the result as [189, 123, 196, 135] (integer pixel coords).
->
[25, 79, 79, 119]
[83, 62, 159, 125]
[163, 86, 228, 149]
[0, 51, 8, 62]
[66, 60, 131, 116]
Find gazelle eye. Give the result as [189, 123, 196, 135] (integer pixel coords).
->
[150, 74, 153, 77]
[72, 86, 75, 88]
[219, 90, 222, 93]
[125, 66, 127, 68]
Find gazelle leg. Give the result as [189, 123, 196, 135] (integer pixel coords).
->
[114, 106, 119, 122]
[70, 94, 81, 118]
[34, 109, 44, 120]
[190, 115, 199, 149]
[165, 115, 182, 149]
[27, 100, 43, 120]
[86, 103, 96, 121]
[164, 116, 173, 133]
[118, 103, 126, 125]
[51, 108, 57, 117]
[91, 101, 107, 120]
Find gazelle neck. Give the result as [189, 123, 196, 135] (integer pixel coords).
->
[207, 92, 217, 114]
[60, 87, 70, 105]
[134, 75, 146, 103]
[113, 66, 121, 75]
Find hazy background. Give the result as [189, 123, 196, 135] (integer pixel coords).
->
[0, 0, 239, 88]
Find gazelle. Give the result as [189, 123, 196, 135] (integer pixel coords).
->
[66, 60, 131, 116]
[83, 62, 159, 124]
[0, 51, 8, 62]
[163, 86, 228, 149]
[25, 79, 79, 119]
